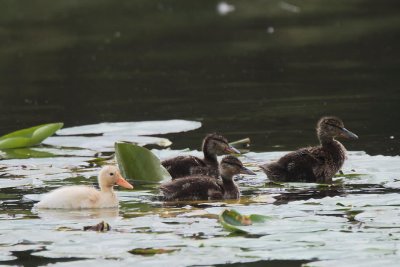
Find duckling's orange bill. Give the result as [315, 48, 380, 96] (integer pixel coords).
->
[116, 173, 134, 189]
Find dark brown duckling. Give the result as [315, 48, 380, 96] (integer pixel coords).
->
[160, 156, 256, 201]
[162, 133, 240, 179]
[260, 116, 358, 183]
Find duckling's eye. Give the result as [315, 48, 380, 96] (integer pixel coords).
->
[109, 172, 114, 176]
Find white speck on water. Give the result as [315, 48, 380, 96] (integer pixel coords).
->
[217, 2, 235, 16]
[267, 26, 275, 34]
[390, 136, 395, 139]
[279, 1, 301, 13]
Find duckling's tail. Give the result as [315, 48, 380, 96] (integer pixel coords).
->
[259, 162, 286, 182]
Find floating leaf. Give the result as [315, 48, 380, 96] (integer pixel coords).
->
[0, 147, 56, 159]
[219, 209, 270, 234]
[115, 142, 171, 184]
[57, 120, 201, 136]
[44, 135, 171, 151]
[128, 248, 179, 255]
[0, 123, 63, 149]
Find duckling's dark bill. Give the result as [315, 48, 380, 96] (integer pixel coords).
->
[225, 146, 241, 154]
[340, 128, 358, 139]
[240, 166, 256, 175]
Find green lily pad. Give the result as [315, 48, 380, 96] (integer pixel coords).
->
[0, 123, 63, 149]
[115, 142, 171, 184]
[0, 148, 56, 159]
[219, 209, 271, 234]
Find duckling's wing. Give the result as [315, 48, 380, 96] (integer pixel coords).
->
[35, 186, 101, 209]
[160, 176, 222, 201]
[190, 166, 219, 178]
[162, 156, 206, 179]
[274, 148, 324, 182]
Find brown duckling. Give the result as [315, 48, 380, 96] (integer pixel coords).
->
[160, 155, 256, 201]
[162, 133, 240, 179]
[260, 116, 358, 183]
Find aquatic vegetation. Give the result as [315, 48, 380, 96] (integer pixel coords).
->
[115, 142, 171, 184]
[0, 123, 63, 149]
[0, 121, 400, 266]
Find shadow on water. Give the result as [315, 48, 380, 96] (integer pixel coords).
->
[214, 260, 310, 267]
[1, 249, 85, 267]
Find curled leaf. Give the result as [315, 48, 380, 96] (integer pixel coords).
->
[0, 123, 63, 149]
[219, 209, 270, 234]
[115, 142, 171, 184]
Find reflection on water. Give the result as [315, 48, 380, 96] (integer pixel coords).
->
[0, 0, 399, 155]
[33, 208, 120, 221]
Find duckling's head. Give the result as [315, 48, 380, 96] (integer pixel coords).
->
[98, 165, 134, 190]
[219, 156, 256, 180]
[317, 116, 358, 142]
[202, 133, 240, 156]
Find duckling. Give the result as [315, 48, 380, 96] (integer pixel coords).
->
[260, 116, 358, 183]
[162, 133, 240, 179]
[35, 166, 133, 209]
[160, 155, 256, 201]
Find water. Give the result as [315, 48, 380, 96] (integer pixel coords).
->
[1, 0, 399, 154]
[1, 1, 400, 266]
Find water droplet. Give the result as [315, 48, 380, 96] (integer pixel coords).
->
[217, 2, 235, 15]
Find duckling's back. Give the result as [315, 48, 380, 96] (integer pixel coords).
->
[160, 175, 223, 201]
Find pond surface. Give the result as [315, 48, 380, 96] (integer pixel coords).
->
[0, 0, 400, 266]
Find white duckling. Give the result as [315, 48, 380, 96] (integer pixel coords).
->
[35, 166, 133, 209]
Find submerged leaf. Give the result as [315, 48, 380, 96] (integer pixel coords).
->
[128, 248, 179, 255]
[115, 142, 171, 184]
[0, 123, 63, 149]
[83, 221, 111, 232]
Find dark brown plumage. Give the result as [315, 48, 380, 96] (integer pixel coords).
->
[161, 133, 240, 179]
[160, 156, 256, 201]
[260, 116, 358, 183]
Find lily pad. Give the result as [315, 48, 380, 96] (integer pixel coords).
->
[56, 120, 201, 136]
[115, 142, 171, 184]
[128, 248, 179, 255]
[44, 135, 172, 151]
[219, 209, 271, 234]
[0, 147, 56, 159]
[0, 123, 63, 149]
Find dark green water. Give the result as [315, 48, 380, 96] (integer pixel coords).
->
[1, 0, 399, 154]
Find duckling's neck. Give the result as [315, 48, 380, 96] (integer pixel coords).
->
[318, 135, 346, 167]
[220, 171, 235, 183]
[99, 180, 115, 194]
[318, 132, 335, 146]
[100, 186, 114, 193]
[221, 174, 239, 199]
[203, 145, 218, 164]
